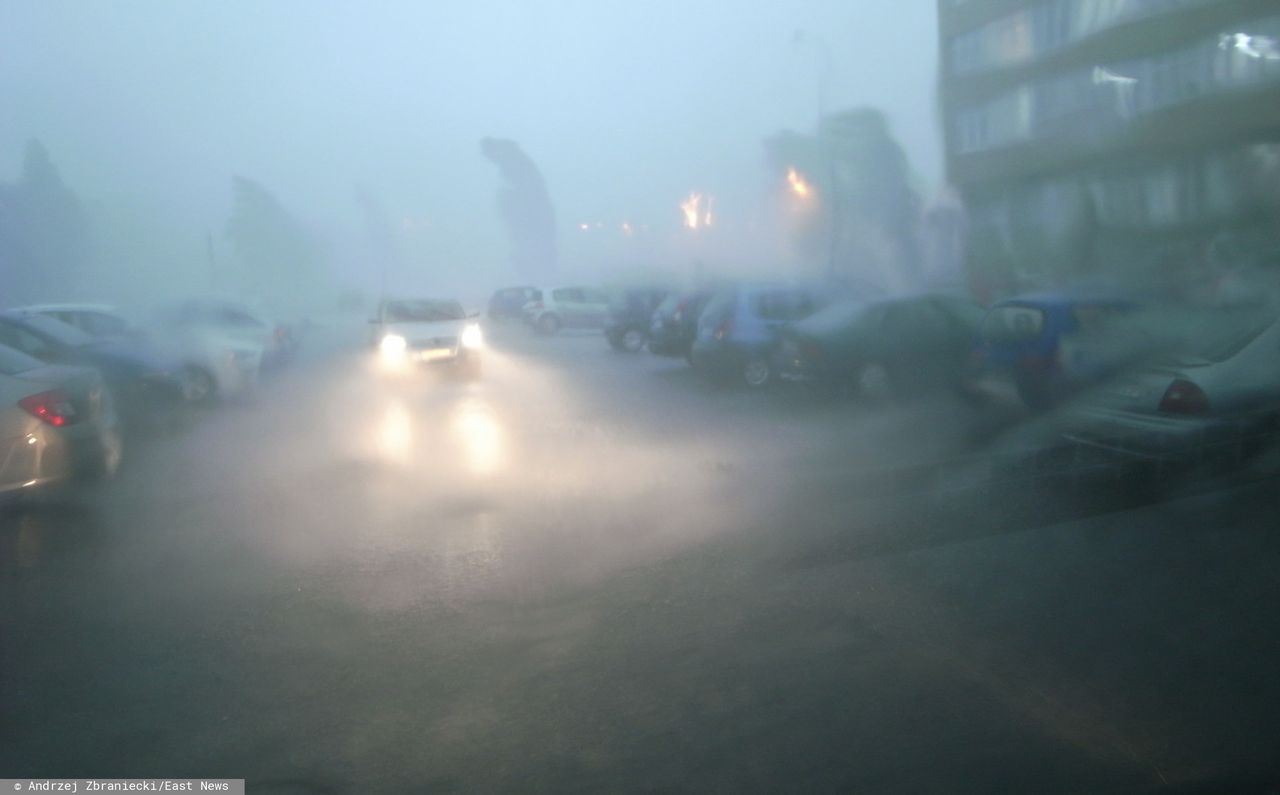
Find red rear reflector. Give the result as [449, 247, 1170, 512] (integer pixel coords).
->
[1159, 379, 1209, 415]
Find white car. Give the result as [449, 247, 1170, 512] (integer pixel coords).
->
[162, 297, 297, 371]
[23, 303, 261, 403]
[372, 298, 483, 377]
[0, 343, 122, 497]
[1059, 302, 1280, 471]
[522, 286, 612, 334]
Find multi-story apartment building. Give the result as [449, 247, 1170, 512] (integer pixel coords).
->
[938, 0, 1280, 300]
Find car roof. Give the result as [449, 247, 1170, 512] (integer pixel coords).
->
[16, 303, 120, 314]
[995, 291, 1137, 308]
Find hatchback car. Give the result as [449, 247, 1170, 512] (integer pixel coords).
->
[488, 286, 541, 322]
[371, 298, 483, 377]
[604, 287, 669, 352]
[690, 284, 824, 388]
[973, 292, 1137, 409]
[776, 293, 985, 401]
[523, 286, 612, 334]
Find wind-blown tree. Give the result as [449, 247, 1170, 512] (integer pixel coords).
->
[0, 139, 92, 302]
[480, 137, 557, 281]
[765, 108, 921, 293]
[224, 176, 323, 308]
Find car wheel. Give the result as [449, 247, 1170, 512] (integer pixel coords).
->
[743, 356, 771, 389]
[537, 314, 561, 335]
[857, 362, 894, 404]
[183, 366, 216, 405]
[621, 328, 646, 353]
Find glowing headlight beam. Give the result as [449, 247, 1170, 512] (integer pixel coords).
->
[380, 334, 407, 358]
[460, 323, 484, 349]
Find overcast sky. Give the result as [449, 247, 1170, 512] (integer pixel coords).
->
[1, 0, 941, 288]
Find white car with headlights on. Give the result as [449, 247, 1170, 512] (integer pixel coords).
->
[371, 298, 483, 377]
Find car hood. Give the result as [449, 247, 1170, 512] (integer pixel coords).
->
[383, 319, 470, 340]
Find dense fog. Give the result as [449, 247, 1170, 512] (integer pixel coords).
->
[1, 0, 941, 311]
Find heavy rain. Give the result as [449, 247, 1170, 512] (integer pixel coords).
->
[4, 2, 1280, 793]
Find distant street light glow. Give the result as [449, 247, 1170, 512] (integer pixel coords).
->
[681, 192, 714, 229]
[787, 167, 813, 199]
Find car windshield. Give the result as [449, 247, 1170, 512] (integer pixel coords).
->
[0, 343, 44, 375]
[384, 300, 466, 322]
[12, 4, 1280, 793]
[12, 313, 94, 347]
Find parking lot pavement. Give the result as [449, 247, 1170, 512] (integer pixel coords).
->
[3, 324, 1279, 792]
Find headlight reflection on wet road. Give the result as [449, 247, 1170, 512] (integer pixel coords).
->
[376, 398, 414, 466]
[450, 396, 506, 477]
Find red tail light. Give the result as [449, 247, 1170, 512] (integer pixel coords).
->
[1159, 379, 1209, 415]
[713, 318, 733, 341]
[19, 389, 78, 427]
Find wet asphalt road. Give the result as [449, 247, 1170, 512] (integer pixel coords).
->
[3, 319, 1280, 793]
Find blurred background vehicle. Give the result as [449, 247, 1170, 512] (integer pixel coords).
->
[0, 310, 186, 429]
[647, 289, 715, 363]
[690, 283, 826, 388]
[1059, 301, 1280, 476]
[371, 298, 483, 378]
[0, 342, 122, 496]
[776, 293, 985, 402]
[523, 286, 612, 334]
[971, 292, 1138, 410]
[604, 286, 669, 352]
[162, 298, 298, 371]
[488, 286, 541, 322]
[27, 303, 261, 404]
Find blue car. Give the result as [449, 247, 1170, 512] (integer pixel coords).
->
[974, 292, 1138, 409]
[690, 283, 825, 388]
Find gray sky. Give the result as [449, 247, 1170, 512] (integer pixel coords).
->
[1, 0, 940, 289]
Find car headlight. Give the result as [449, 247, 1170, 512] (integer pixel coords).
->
[460, 323, 483, 349]
[380, 334, 407, 358]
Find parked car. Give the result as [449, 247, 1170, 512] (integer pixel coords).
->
[972, 292, 1138, 410]
[25, 303, 261, 403]
[775, 293, 986, 401]
[1058, 301, 1280, 473]
[488, 286, 541, 322]
[690, 283, 825, 388]
[605, 287, 669, 352]
[0, 342, 123, 496]
[523, 286, 612, 334]
[370, 298, 483, 377]
[0, 310, 187, 429]
[20, 303, 136, 339]
[647, 289, 714, 362]
[162, 298, 297, 370]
